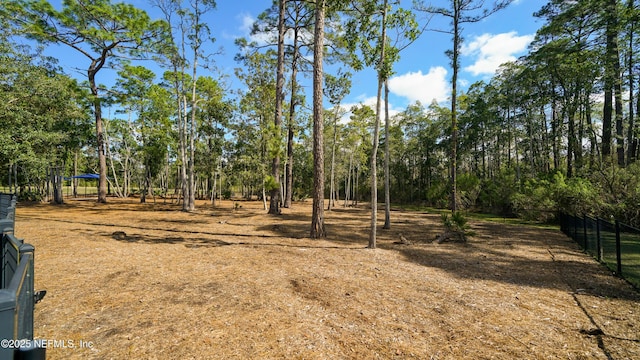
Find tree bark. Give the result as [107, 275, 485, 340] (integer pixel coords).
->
[383, 80, 391, 229]
[613, 27, 624, 165]
[552, 100, 561, 170]
[602, 0, 620, 161]
[344, 153, 353, 207]
[89, 64, 108, 203]
[634, 77, 640, 162]
[329, 108, 338, 211]
[285, 115, 295, 207]
[284, 17, 302, 209]
[369, 0, 388, 249]
[187, 4, 201, 212]
[627, 0, 636, 164]
[180, 95, 189, 210]
[269, 0, 286, 215]
[450, 2, 460, 212]
[310, 0, 326, 238]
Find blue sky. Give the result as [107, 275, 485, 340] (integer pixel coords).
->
[45, 0, 544, 116]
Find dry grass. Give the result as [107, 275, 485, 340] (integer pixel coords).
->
[14, 197, 640, 359]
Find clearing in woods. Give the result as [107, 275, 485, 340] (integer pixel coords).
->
[16, 198, 640, 359]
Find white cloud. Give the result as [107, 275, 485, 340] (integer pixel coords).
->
[237, 13, 305, 48]
[237, 13, 275, 46]
[239, 14, 254, 34]
[461, 32, 534, 76]
[339, 95, 402, 124]
[387, 67, 450, 105]
[352, 95, 378, 109]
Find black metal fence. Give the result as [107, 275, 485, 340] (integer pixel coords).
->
[0, 193, 16, 235]
[1, 234, 35, 333]
[0, 194, 45, 359]
[560, 213, 640, 289]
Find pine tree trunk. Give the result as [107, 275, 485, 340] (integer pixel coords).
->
[633, 78, 640, 161]
[285, 118, 294, 207]
[310, 0, 326, 238]
[344, 153, 352, 207]
[614, 49, 625, 166]
[369, 0, 388, 249]
[450, 5, 460, 213]
[552, 100, 561, 170]
[602, 0, 619, 161]
[180, 95, 188, 210]
[628, 0, 636, 164]
[269, 0, 286, 215]
[329, 109, 338, 211]
[89, 71, 108, 203]
[383, 80, 391, 229]
[187, 38, 198, 211]
[104, 120, 124, 198]
[284, 24, 301, 209]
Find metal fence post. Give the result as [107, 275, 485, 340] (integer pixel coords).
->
[615, 220, 622, 275]
[583, 214, 588, 252]
[17, 243, 35, 340]
[596, 217, 601, 262]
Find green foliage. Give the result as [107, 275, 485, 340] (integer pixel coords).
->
[497, 165, 640, 227]
[265, 121, 284, 160]
[263, 175, 280, 192]
[292, 141, 314, 201]
[509, 172, 602, 223]
[425, 180, 449, 209]
[324, 70, 352, 106]
[551, 172, 601, 217]
[591, 163, 640, 227]
[457, 173, 480, 209]
[18, 189, 43, 202]
[342, 0, 420, 78]
[221, 189, 232, 200]
[0, 40, 90, 185]
[15, 0, 169, 56]
[510, 177, 556, 222]
[1, 0, 638, 231]
[440, 211, 474, 240]
[477, 169, 518, 214]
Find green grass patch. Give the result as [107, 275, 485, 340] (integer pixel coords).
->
[395, 204, 557, 230]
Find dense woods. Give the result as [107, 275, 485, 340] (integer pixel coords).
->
[1, 0, 640, 230]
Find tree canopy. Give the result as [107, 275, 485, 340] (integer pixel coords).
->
[2, 0, 640, 231]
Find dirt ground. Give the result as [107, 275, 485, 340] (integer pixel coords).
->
[14, 197, 640, 359]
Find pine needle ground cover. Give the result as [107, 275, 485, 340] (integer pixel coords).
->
[16, 198, 640, 359]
